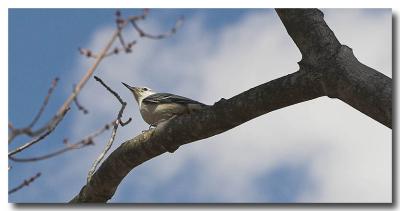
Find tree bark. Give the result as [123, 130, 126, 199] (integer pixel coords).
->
[275, 9, 392, 128]
[70, 8, 392, 203]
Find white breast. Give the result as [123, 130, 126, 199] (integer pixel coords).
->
[140, 103, 188, 126]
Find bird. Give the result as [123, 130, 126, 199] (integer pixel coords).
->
[122, 82, 208, 127]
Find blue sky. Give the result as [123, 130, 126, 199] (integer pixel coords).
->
[8, 9, 391, 203]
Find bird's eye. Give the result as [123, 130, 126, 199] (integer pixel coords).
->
[143, 88, 148, 91]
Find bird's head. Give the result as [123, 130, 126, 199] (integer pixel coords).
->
[122, 82, 155, 104]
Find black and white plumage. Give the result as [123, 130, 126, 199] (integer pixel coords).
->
[142, 93, 205, 105]
[122, 82, 208, 126]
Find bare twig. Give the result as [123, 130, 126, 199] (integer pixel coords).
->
[87, 121, 119, 183]
[126, 8, 149, 22]
[78, 47, 97, 58]
[130, 15, 184, 40]
[73, 97, 89, 114]
[44, 14, 129, 136]
[9, 12, 129, 155]
[9, 9, 183, 197]
[115, 36, 137, 54]
[73, 84, 89, 114]
[28, 77, 59, 128]
[9, 122, 113, 162]
[117, 32, 127, 48]
[79, 39, 137, 59]
[79, 9, 183, 60]
[87, 76, 132, 182]
[9, 143, 86, 162]
[93, 76, 126, 108]
[104, 40, 137, 56]
[8, 107, 70, 157]
[8, 172, 41, 195]
[77, 9, 146, 60]
[8, 77, 59, 143]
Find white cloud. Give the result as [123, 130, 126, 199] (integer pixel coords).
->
[63, 9, 391, 202]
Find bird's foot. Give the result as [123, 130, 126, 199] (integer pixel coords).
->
[141, 124, 156, 133]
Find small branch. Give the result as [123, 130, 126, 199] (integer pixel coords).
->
[73, 97, 89, 114]
[52, 11, 130, 131]
[8, 172, 41, 195]
[87, 76, 132, 182]
[10, 9, 180, 154]
[80, 40, 137, 59]
[9, 143, 84, 162]
[130, 15, 184, 40]
[115, 37, 137, 54]
[9, 10, 130, 154]
[8, 77, 59, 143]
[119, 113, 132, 126]
[125, 8, 149, 22]
[78, 47, 98, 58]
[8, 107, 70, 157]
[93, 76, 132, 126]
[79, 9, 183, 60]
[87, 120, 118, 183]
[28, 77, 59, 128]
[9, 122, 113, 162]
[117, 32, 127, 48]
[77, 9, 146, 60]
[73, 84, 89, 114]
[93, 76, 125, 105]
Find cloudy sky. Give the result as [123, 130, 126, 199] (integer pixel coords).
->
[8, 8, 391, 203]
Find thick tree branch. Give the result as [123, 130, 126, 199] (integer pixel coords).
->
[276, 9, 341, 64]
[71, 8, 392, 203]
[70, 70, 325, 202]
[276, 9, 392, 128]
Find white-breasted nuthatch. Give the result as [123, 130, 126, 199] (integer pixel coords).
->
[122, 82, 208, 127]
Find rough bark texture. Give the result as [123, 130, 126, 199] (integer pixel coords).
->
[276, 9, 392, 127]
[70, 70, 325, 202]
[70, 8, 392, 203]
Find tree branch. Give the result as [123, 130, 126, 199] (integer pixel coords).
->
[130, 15, 184, 39]
[9, 21, 126, 157]
[276, 9, 392, 128]
[9, 172, 41, 195]
[9, 9, 184, 197]
[70, 69, 325, 202]
[9, 121, 112, 162]
[86, 76, 132, 183]
[28, 78, 60, 129]
[8, 77, 59, 143]
[71, 8, 392, 203]
[73, 84, 89, 114]
[8, 108, 70, 157]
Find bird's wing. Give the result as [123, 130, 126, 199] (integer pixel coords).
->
[143, 93, 205, 105]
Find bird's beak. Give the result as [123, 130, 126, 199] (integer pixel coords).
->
[122, 82, 135, 91]
[122, 82, 141, 103]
